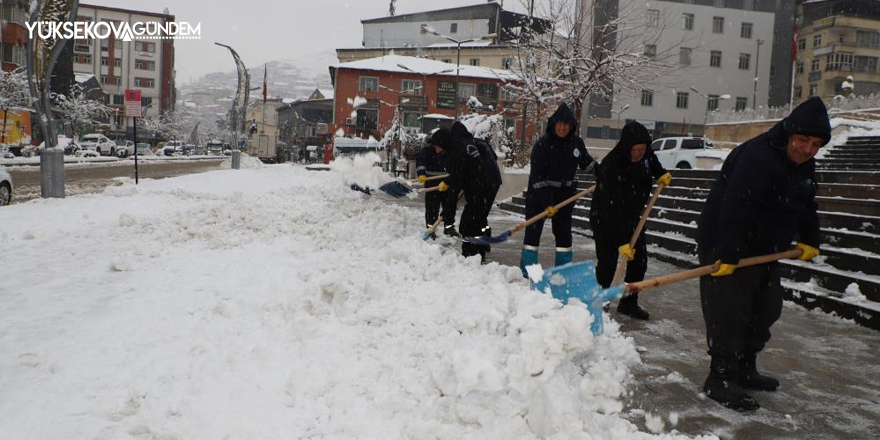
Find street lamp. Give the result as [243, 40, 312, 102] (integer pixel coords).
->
[420, 25, 496, 120]
[612, 104, 630, 130]
[690, 87, 730, 133]
[753, 38, 764, 111]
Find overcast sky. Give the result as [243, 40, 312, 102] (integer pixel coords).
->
[85, 0, 531, 84]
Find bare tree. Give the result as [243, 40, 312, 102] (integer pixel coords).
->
[509, 0, 686, 121]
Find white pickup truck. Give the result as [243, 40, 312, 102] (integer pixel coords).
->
[651, 137, 714, 170]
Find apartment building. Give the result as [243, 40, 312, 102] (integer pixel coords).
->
[73, 4, 176, 138]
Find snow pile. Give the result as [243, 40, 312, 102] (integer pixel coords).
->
[0, 167, 711, 439]
[844, 283, 868, 302]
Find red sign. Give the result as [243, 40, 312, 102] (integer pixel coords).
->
[125, 89, 142, 117]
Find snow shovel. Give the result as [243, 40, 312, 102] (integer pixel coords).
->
[376, 180, 415, 198]
[422, 217, 443, 241]
[532, 249, 802, 336]
[350, 183, 373, 196]
[464, 185, 597, 245]
[610, 181, 667, 286]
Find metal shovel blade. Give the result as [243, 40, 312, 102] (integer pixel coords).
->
[531, 261, 625, 336]
[377, 181, 413, 198]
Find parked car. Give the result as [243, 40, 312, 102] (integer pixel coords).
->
[0, 166, 13, 206]
[651, 136, 715, 170]
[206, 140, 228, 155]
[115, 140, 134, 157]
[79, 134, 116, 156]
[117, 142, 152, 157]
[163, 140, 184, 156]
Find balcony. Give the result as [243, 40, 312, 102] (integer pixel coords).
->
[808, 70, 823, 82]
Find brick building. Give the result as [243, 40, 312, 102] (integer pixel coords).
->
[329, 54, 538, 144]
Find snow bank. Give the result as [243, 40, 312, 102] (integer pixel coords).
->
[0, 166, 710, 439]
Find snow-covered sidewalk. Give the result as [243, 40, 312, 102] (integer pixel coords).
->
[0, 164, 710, 439]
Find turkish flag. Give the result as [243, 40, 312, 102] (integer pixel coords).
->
[263, 65, 268, 103]
[792, 27, 799, 62]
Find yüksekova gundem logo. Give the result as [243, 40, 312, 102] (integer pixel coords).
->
[27, 21, 201, 41]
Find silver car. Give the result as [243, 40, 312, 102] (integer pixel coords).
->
[0, 166, 13, 206]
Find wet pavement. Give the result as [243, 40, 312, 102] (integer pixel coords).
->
[396, 184, 880, 439]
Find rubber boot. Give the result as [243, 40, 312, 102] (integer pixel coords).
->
[703, 356, 760, 411]
[617, 292, 650, 320]
[739, 354, 779, 392]
[443, 224, 460, 237]
[520, 246, 539, 278]
[554, 248, 573, 266]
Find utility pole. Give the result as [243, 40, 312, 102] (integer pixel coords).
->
[753, 39, 764, 110]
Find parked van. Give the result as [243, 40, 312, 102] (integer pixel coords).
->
[651, 137, 714, 170]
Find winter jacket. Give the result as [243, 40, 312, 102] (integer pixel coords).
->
[697, 97, 828, 264]
[430, 122, 502, 195]
[415, 144, 448, 188]
[527, 103, 594, 198]
[589, 121, 666, 242]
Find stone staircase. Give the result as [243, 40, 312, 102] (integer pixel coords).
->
[816, 135, 880, 170]
[499, 136, 880, 330]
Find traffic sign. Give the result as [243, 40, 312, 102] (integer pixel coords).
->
[125, 89, 142, 117]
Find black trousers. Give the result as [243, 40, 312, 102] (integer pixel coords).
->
[425, 188, 458, 227]
[593, 231, 647, 288]
[523, 188, 576, 248]
[698, 247, 783, 360]
[460, 185, 499, 257]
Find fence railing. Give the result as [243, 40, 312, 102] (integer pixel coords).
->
[708, 93, 880, 124]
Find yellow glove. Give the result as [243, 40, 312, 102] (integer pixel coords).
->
[657, 172, 672, 187]
[438, 181, 449, 192]
[796, 243, 820, 261]
[544, 206, 558, 218]
[418, 175, 427, 184]
[711, 260, 737, 277]
[618, 244, 635, 261]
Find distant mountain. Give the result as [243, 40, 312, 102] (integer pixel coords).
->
[180, 50, 336, 102]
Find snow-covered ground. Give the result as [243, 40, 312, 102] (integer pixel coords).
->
[0, 161, 712, 439]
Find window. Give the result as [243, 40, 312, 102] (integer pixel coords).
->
[710, 50, 722, 68]
[798, 38, 806, 51]
[741, 23, 753, 39]
[683, 13, 694, 31]
[714, 0, 725, 7]
[469, 59, 480, 66]
[441, 59, 452, 64]
[450, 23, 457, 34]
[856, 30, 880, 48]
[796, 62, 804, 74]
[402, 112, 423, 129]
[646, 9, 660, 28]
[74, 54, 91, 64]
[682, 139, 705, 149]
[707, 94, 720, 111]
[141, 97, 153, 107]
[134, 77, 154, 88]
[813, 34, 822, 47]
[738, 53, 751, 70]
[501, 87, 518, 102]
[457, 83, 476, 101]
[358, 76, 378, 92]
[794, 86, 803, 99]
[825, 53, 853, 71]
[713, 17, 724, 34]
[735, 97, 748, 111]
[74, 42, 90, 53]
[355, 108, 378, 130]
[101, 57, 121, 67]
[112, 94, 124, 105]
[854, 56, 878, 74]
[136, 41, 155, 53]
[2, 45, 25, 65]
[135, 59, 155, 71]
[809, 84, 818, 96]
[676, 92, 689, 109]
[743, 0, 754, 10]
[680, 47, 692, 65]
[100, 75, 121, 85]
[839, 33, 846, 43]
[502, 58, 513, 69]
[644, 44, 656, 58]
[811, 59, 820, 71]
[641, 89, 654, 107]
[401, 80, 422, 95]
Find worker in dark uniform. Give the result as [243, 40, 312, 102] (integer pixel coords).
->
[416, 141, 458, 237]
[519, 103, 595, 277]
[697, 97, 829, 411]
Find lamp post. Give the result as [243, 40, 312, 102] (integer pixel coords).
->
[690, 87, 730, 135]
[420, 25, 495, 120]
[753, 38, 764, 111]
[612, 104, 630, 131]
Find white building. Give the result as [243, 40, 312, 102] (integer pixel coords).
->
[580, 0, 775, 144]
[72, 4, 177, 139]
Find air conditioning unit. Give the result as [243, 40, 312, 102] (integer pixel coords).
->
[345, 117, 354, 126]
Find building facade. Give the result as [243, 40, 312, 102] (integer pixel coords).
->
[0, 0, 29, 72]
[329, 55, 536, 144]
[277, 98, 334, 150]
[73, 4, 176, 138]
[792, 0, 880, 105]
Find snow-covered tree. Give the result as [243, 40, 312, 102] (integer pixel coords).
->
[52, 83, 110, 140]
[0, 67, 31, 112]
[509, 0, 685, 121]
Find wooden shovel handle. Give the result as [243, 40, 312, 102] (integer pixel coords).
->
[410, 174, 449, 184]
[421, 186, 443, 194]
[426, 217, 443, 234]
[625, 249, 803, 294]
[509, 185, 597, 234]
[611, 183, 667, 286]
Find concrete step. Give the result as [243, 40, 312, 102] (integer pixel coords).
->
[817, 183, 880, 199]
[816, 160, 880, 170]
[815, 170, 880, 185]
[781, 282, 880, 331]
